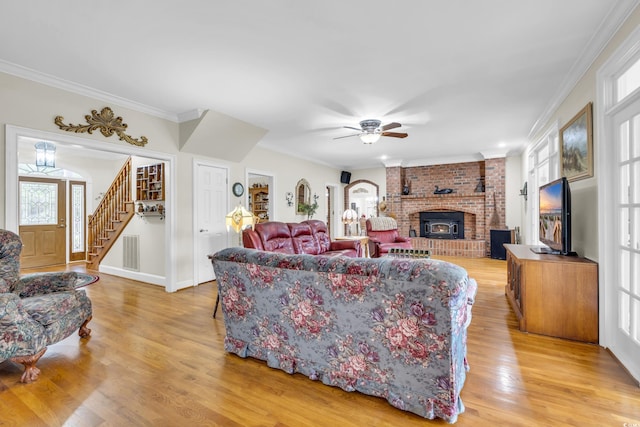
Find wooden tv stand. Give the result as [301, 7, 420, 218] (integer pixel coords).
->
[504, 244, 598, 343]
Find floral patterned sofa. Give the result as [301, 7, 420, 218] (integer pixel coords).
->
[210, 247, 477, 423]
[0, 229, 92, 383]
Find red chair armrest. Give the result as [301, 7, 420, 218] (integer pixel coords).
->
[329, 240, 360, 251]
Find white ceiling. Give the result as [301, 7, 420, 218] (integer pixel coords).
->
[1, 1, 636, 170]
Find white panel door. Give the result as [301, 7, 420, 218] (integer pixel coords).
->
[609, 99, 640, 380]
[195, 163, 228, 284]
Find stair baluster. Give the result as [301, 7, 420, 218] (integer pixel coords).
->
[87, 157, 135, 270]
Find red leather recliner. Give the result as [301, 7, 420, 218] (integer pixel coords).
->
[242, 220, 360, 257]
[366, 217, 412, 258]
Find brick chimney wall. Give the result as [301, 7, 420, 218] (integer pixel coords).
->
[384, 159, 506, 256]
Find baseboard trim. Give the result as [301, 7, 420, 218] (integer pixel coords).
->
[98, 265, 165, 287]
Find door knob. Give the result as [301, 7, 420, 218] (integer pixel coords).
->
[200, 229, 209, 232]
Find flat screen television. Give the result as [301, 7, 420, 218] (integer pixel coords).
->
[532, 177, 575, 256]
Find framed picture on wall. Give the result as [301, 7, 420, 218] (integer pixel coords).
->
[560, 102, 593, 182]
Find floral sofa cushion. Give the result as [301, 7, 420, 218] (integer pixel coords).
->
[21, 292, 81, 326]
[211, 247, 477, 423]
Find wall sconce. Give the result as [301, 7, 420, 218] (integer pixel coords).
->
[35, 141, 56, 168]
[285, 192, 293, 207]
[519, 182, 528, 201]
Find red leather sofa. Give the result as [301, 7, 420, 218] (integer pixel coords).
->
[242, 220, 361, 257]
[366, 217, 412, 258]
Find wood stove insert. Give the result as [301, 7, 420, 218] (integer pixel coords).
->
[420, 211, 465, 239]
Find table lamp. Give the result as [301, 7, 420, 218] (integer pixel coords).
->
[342, 208, 358, 236]
[225, 204, 255, 245]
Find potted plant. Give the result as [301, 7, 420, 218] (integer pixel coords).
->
[298, 194, 319, 219]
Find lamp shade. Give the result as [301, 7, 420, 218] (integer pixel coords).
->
[342, 208, 358, 237]
[225, 205, 254, 233]
[342, 209, 358, 224]
[359, 132, 381, 144]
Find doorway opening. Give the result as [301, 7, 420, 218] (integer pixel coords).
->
[6, 125, 178, 292]
[247, 169, 275, 223]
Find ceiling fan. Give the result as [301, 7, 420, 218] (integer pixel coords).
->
[334, 119, 408, 144]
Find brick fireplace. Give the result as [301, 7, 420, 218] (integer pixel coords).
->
[385, 158, 506, 257]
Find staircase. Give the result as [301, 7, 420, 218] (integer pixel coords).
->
[87, 157, 135, 271]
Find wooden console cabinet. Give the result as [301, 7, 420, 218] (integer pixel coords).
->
[504, 244, 598, 343]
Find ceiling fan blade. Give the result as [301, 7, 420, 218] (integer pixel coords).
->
[381, 132, 408, 139]
[381, 122, 401, 131]
[333, 133, 361, 140]
[343, 126, 362, 131]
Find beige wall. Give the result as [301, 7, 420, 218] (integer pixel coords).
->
[528, 7, 640, 261]
[0, 72, 345, 288]
[242, 146, 345, 224]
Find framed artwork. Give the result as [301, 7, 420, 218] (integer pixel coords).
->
[560, 102, 593, 182]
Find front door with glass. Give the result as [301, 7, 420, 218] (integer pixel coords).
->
[18, 177, 67, 268]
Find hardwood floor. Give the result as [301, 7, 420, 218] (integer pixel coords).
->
[2, 257, 639, 426]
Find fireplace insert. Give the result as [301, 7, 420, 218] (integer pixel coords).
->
[420, 211, 464, 239]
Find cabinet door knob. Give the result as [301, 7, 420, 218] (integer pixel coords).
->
[200, 229, 209, 233]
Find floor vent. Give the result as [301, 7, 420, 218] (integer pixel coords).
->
[123, 235, 140, 271]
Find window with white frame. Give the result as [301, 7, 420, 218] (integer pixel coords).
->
[527, 126, 559, 244]
[616, 58, 640, 103]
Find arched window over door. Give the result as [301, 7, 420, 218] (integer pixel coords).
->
[344, 179, 379, 235]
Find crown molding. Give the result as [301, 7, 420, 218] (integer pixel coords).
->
[479, 150, 508, 159]
[0, 59, 180, 123]
[529, 0, 640, 139]
[404, 153, 485, 167]
[177, 109, 205, 122]
[381, 159, 404, 168]
[380, 153, 489, 168]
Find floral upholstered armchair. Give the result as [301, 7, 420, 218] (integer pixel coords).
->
[0, 229, 92, 383]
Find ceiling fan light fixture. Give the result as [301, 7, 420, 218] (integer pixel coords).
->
[359, 119, 381, 131]
[335, 119, 406, 143]
[360, 132, 381, 144]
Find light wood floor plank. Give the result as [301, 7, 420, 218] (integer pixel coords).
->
[1, 257, 638, 426]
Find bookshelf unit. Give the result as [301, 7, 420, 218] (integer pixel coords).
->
[249, 186, 269, 221]
[136, 163, 165, 202]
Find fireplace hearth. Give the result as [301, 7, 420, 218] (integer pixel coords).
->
[420, 211, 465, 239]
